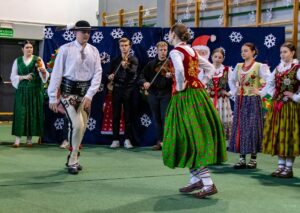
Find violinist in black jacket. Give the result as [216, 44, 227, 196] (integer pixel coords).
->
[138, 41, 173, 150]
[108, 37, 138, 149]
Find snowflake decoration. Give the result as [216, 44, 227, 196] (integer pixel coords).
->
[100, 52, 111, 64]
[188, 28, 194, 39]
[144, 9, 151, 17]
[44, 28, 54, 39]
[92, 31, 104, 43]
[285, 0, 292, 7]
[131, 32, 143, 44]
[147, 46, 157, 58]
[248, 11, 256, 23]
[87, 117, 96, 131]
[54, 118, 64, 130]
[129, 49, 135, 56]
[264, 34, 276, 49]
[229, 31, 243, 43]
[184, 7, 192, 20]
[62, 30, 75, 41]
[233, 0, 240, 6]
[265, 8, 273, 22]
[111, 28, 124, 39]
[127, 18, 135, 27]
[140, 114, 151, 127]
[200, 0, 207, 11]
[163, 33, 170, 43]
[218, 14, 224, 26]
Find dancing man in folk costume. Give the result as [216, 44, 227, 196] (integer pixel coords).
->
[48, 20, 102, 174]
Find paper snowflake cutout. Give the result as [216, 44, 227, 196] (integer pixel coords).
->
[147, 46, 157, 58]
[129, 49, 135, 56]
[111, 28, 124, 39]
[140, 114, 151, 127]
[92, 32, 104, 43]
[131, 32, 143, 44]
[248, 11, 256, 23]
[44, 28, 54, 39]
[87, 117, 96, 131]
[62, 30, 75, 41]
[265, 8, 273, 22]
[218, 14, 224, 26]
[163, 33, 170, 43]
[100, 52, 111, 64]
[264, 34, 276, 49]
[229, 31, 243, 43]
[188, 28, 194, 39]
[200, 0, 207, 11]
[54, 118, 64, 130]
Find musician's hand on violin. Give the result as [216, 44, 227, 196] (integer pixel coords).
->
[108, 74, 114, 81]
[143, 82, 151, 90]
[165, 72, 172, 78]
[121, 60, 128, 69]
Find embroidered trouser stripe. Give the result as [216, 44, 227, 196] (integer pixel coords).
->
[61, 96, 88, 166]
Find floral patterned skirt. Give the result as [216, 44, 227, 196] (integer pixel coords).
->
[262, 101, 300, 157]
[229, 95, 263, 154]
[162, 88, 227, 169]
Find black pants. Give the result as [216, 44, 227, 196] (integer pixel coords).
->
[147, 93, 171, 141]
[112, 86, 134, 140]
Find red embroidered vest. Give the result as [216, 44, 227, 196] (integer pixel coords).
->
[170, 46, 204, 94]
[206, 66, 229, 98]
[273, 64, 300, 102]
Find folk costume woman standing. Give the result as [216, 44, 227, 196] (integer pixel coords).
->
[162, 23, 227, 199]
[206, 48, 233, 145]
[10, 40, 49, 147]
[229, 43, 271, 169]
[261, 41, 300, 178]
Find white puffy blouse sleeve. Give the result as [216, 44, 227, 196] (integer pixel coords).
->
[10, 59, 20, 89]
[292, 68, 300, 103]
[169, 49, 185, 92]
[228, 64, 238, 96]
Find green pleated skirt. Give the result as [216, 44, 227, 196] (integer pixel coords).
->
[12, 85, 44, 137]
[162, 88, 227, 169]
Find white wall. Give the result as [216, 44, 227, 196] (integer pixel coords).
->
[0, 0, 99, 40]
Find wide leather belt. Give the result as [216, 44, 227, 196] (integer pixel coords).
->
[60, 77, 91, 97]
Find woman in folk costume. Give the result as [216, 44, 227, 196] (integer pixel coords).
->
[162, 23, 227, 199]
[10, 40, 49, 147]
[206, 48, 233, 146]
[260, 41, 300, 178]
[229, 43, 271, 169]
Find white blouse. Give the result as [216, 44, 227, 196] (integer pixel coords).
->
[228, 62, 271, 96]
[260, 59, 300, 103]
[169, 43, 214, 91]
[47, 40, 103, 103]
[10, 56, 49, 89]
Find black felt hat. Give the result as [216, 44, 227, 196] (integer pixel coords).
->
[73, 20, 92, 30]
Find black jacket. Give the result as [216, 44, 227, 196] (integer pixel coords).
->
[138, 58, 172, 96]
[109, 55, 138, 87]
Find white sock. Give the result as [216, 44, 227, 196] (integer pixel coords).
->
[15, 137, 21, 145]
[286, 157, 295, 170]
[198, 167, 213, 190]
[68, 150, 79, 166]
[278, 156, 286, 169]
[189, 169, 201, 184]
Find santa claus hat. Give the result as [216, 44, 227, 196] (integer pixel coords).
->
[192, 35, 216, 53]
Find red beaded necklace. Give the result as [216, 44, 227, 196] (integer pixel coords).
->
[242, 60, 255, 71]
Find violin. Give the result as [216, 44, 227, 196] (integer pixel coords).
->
[154, 58, 171, 77]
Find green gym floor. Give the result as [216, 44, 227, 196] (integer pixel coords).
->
[0, 123, 299, 213]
